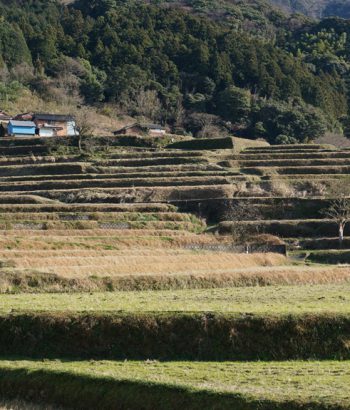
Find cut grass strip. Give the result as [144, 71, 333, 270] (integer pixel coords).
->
[242, 165, 350, 176]
[0, 220, 205, 232]
[244, 144, 331, 150]
[1, 360, 349, 410]
[0, 203, 178, 213]
[0, 283, 349, 314]
[239, 158, 350, 167]
[0, 211, 199, 222]
[238, 151, 350, 160]
[0, 170, 240, 183]
[0, 176, 233, 192]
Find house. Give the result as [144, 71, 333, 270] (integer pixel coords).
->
[113, 123, 166, 137]
[7, 120, 36, 137]
[33, 114, 79, 137]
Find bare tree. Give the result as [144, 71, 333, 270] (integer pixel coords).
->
[10, 62, 35, 85]
[198, 124, 227, 139]
[120, 88, 162, 122]
[223, 201, 262, 250]
[134, 89, 162, 121]
[322, 197, 350, 247]
[74, 108, 94, 153]
[321, 178, 350, 247]
[0, 65, 10, 83]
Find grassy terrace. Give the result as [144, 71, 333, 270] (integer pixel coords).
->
[1, 284, 350, 314]
[0, 360, 349, 410]
[1, 142, 350, 408]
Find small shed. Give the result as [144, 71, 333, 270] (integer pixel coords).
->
[8, 120, 36, 137]
[114, 123, 166, 137]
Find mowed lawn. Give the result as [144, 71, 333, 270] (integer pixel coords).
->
[0, 359, 349, 408]
[1, 283, 350, 314]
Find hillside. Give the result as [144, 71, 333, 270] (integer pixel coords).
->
[1, 0, 350, 146]
[270, 0, 350, 18]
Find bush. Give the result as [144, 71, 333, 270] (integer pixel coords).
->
[250, 99, 328, 144]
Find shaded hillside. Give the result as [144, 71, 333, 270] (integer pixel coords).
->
[270, 0, 350, 18]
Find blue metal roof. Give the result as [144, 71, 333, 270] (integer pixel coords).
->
[9, 120, 36, 127]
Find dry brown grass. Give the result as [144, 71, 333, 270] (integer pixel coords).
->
[31, 260, 349, 280]
[1, 264, 350, 293]
[0, 229, 195, 237]
[2, 250, 286, 277]
[0, 233, 228, 251]
[8, 185, 235, 203]
[232, 136, 269, 152]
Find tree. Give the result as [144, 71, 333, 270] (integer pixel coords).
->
[133, 89, 162, 121]
[251, 98, 328, 144]
[321, 178, 350, 247]
[223, 200, 262, 251]
[184, 112, 222, 137]
[322, 197, 350, 246]
[74, 108, 95, 153]
[216, 86, 251, 124]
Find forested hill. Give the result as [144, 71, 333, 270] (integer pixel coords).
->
[270, 0, 350, 19]
[0, 0, 350, 144]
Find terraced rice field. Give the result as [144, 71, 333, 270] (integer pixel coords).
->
[1, 138, 350, 408]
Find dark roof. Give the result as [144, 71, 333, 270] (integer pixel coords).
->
[9, 120, 36, 127]
[114, 123, 165, 133]
[33, 113, 75, 122]
[143, 123, 166, 130]
[13, 113, 34, 120]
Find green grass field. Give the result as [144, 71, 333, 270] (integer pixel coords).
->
[0, 359, 349, 409]
[1, 283, 349, 315]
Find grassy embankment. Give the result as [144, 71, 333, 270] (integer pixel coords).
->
[0, 284, 349, 362]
